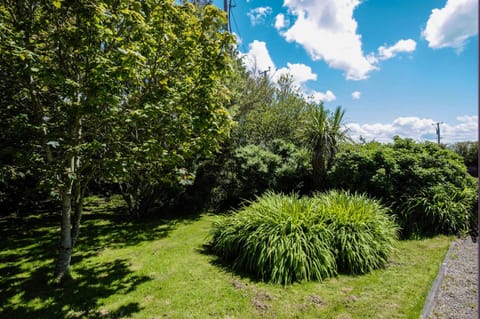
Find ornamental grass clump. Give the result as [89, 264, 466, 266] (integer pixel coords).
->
[209, 191, 398, 284]
[397, 185, 476, 237]
[313, 190, 398, 275]
[209, 192, 336, 284]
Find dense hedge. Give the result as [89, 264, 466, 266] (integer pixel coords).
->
[449, 141, 478, 177]
[328, 137, 477, 238]
[209, 191, 397, 284]
[189, 139, 312, 210]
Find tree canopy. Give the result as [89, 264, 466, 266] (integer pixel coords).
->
[0, 0, 235, 282]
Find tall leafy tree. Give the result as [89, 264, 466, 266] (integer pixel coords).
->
[110, 2, 235, 216]
[225, 62, 275, 146]
[0, 0, 234, 282]
[229, 72, 306, 147]
[299, 104, 349, 189]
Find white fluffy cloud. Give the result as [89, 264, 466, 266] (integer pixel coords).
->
[247, 7, 272, 26]
[352, 91, 361, 100]
[422, 0, 478, 50]
[277, 65, 336, 103]
[241, 40, 275, 74]
[242, 41, 317, 86]
[241, 40, 336, 103]
[273, 1, 419, 79]
[280, 0, 377, 80]
[347, 116, 478, 143]
[275, 13, 288, 30]
[275, 63, 317, 85]
[442, 115, 478, 142]
[377, 39, 416, 61]
[309, 90, 336, 103]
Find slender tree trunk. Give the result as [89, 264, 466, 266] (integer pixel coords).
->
[54, 177, 74, 283]
[312, 151, 326, 190]
[71, 177, 85, 248]
[119, 183, 136, 217]
[54, 115, 82, 283]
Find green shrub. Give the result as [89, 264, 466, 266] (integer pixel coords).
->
[210, 192, 336, 284]
[313, 191, 398, 274]
[209, 191, 397, 284]
[189, 140, 312, 210]
[270, 139, 313, 193]
[448, 141, 478, 177]
[328, 137, 477, 238]
[397, 185, 477, 237]
[232, 144, 281, 196]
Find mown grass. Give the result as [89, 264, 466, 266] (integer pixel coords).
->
[0, 197, 453, 318]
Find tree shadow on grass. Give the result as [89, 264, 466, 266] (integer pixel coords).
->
[0, 197, 199, 319]
[0, 258, 148, 318]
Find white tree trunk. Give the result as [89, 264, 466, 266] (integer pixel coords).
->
[54, 182, 73, 283]
[54, 153, 76, 284]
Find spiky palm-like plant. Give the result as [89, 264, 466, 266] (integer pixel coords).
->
[299, 104, 349, 190]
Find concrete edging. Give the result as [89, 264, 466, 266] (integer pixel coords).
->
[419, 240, 457, 319]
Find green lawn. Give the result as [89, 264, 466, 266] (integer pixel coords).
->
[0, 197, 453, 319]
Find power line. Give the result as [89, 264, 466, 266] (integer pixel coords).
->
[227, 0, 248, 53]
[230, 13, 247, 52]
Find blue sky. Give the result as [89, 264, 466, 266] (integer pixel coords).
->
[212, 0, 478, 143]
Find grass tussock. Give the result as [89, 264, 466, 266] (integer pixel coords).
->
[313, 190, 398, 274]
[398, 185, 476, 237]
[209, 191, 398, 284]
[210, 193, 336, 284]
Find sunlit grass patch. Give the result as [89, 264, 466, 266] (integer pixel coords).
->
[0, 197, 453, 318]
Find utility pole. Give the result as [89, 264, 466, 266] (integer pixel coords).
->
[224, 0, 230, 32]
[259, 66, 271, 78]
[432, 122, 443, 145]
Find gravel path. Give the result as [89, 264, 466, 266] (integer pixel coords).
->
[426, 237, 478, 319]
